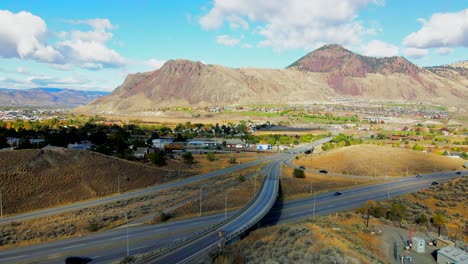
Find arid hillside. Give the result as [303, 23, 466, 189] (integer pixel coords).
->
[0, 148, 177, 214]
[76, 45, 467, 116]
[294, 144, 465, 176]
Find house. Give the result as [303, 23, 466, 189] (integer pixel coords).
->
[186, 139, 218, 148]
[152, 138, 174, 149]
[437, 246, 468, 264]
[67, 141, 93, 150]
[133, 148, 149, 159]
[225, 139, 246, 148]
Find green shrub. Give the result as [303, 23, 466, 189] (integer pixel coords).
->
[293, 168, 305, 178]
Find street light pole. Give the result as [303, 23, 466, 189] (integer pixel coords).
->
[225, 190, 228, 220]
[117, 174, 120, 196]
[120, 210, 129, 257]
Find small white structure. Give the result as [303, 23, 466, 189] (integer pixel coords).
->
[412, 237, 425, 253]
[257, 144, 271, 151]
[437, 246, 468, 264]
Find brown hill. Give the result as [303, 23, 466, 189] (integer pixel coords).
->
[0, 148, 176, 214]
[294, 144, 464, 176]
[76, 45, 468, 115]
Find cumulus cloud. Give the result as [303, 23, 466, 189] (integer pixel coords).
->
[361, 40, 399, 57]
[403, 9, 468, 49]
[0, 10, 125, 69]
[216, 35, 241, 46]
[435, 47, 453, 56]
[0, 10, 63, 62]
[403, 47, 429, 59]
[200, 0, 383, 50]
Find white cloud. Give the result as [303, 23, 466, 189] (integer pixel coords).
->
[216, 35, 241, 46]
[200, 0, 383, 50]
[0, 10, 125, 70]
[403, 9, 468, 49]
[403, 47, 429, 59]
[0, 10, 62, 62]
[361, 40, 399, 57]
[145, 59, 166, 69]
[435, 47, 453, 56]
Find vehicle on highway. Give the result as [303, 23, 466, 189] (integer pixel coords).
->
[319, 169, 328, 174]
[299, 166, 305, 170]
[334, 192, 342, 196]
[431, 181, 439, 186]
[64, 256, 92, 264]
[456, 171, 461, 175]
[416, 174, 422, 178]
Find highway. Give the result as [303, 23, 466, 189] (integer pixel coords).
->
[1, 170, 465, 264]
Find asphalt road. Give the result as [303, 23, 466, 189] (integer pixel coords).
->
[0, 152, 279, 225]
[1, 170, 465, 264]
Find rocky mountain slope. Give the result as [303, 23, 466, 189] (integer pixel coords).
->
[0, 88, 109, 108]
[77, 45, 467, 115]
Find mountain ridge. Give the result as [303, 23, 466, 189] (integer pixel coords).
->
[0, 87, 110, 107]
[76, 45, 468, 115]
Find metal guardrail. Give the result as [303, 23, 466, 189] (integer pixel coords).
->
[135, 162, 275, 264]
[136, 139, 331, 263]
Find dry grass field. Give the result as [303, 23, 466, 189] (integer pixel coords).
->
[0, 165, 263, 248]
[293, 144, 465, 176]
[280, 166, 378, 200]
[0, 148, 269, 215]
[216, 213, 385, 263]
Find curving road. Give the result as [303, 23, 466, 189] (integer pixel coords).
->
[0, 171, 465, 264]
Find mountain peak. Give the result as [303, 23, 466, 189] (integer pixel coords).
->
[287, 44, 420, 78]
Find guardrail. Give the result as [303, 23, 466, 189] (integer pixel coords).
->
[136, 162, 276, 264]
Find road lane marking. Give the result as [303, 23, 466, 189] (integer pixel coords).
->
[91, 255, 101, 259]
[0, 255, 27, 261]
[131, 246, 148, 251]
[61, 243, 86, 249]
[110, 236, 127, 240]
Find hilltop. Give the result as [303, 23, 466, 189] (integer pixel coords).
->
[0, 148, 177, 214]
[0, 88, 109, 108]
[293, 144, 465, 176]
[76, 45, 468, 115]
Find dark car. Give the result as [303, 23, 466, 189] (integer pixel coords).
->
[319, 170, 328, 174]
[416, 174, 422, 178]
[431, 181, 439, 186]
[299, 166, 305, 170]
[334, 192, 342, 196]
[65, 257, 92, 264]
[456, 171, 461, 175]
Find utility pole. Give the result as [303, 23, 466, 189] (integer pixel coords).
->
[225, 190, 228, 220]
[199, 186, 203, 217]
[313, 191, 316, 217]
[120, 210, 129, 257]
[0, 187, 3, 218]
[117, 174, 120, 196]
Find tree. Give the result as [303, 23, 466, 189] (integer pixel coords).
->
[229, 157, 236, 164]
[363, 200, 378, 227]
[461, 152, 468, 160]
[388, 202, 406, 221]
[412, 144, 424, 151]
[416, 214, 429, 225]
[432, 212, 447, 237]
[293, 168, 305, 178]
[206, 152, 216, 161]
[148, 150, 166, 166]
[182, 152, 194, 165]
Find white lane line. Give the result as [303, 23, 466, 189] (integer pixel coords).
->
[110, 236, 127, 240]
[91, 255, 101, 259]
[0, 255, 27, 261]
[131, 246, 148, 251]
[61, 243, 87, 249]
[187, 223, 199, 226]
[152, 227, 169, 232]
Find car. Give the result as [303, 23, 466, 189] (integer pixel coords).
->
[416, 174, 422, 178]
[334, 192, 342, 196]
[299, 166, 305, 170]
[65, 257, 92, 264]
[319, 170, 328, 174]
[456, 171, 461, 175]
[431, 181, 439, 186]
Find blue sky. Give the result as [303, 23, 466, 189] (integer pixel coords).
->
[0, 0, 467, 91]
